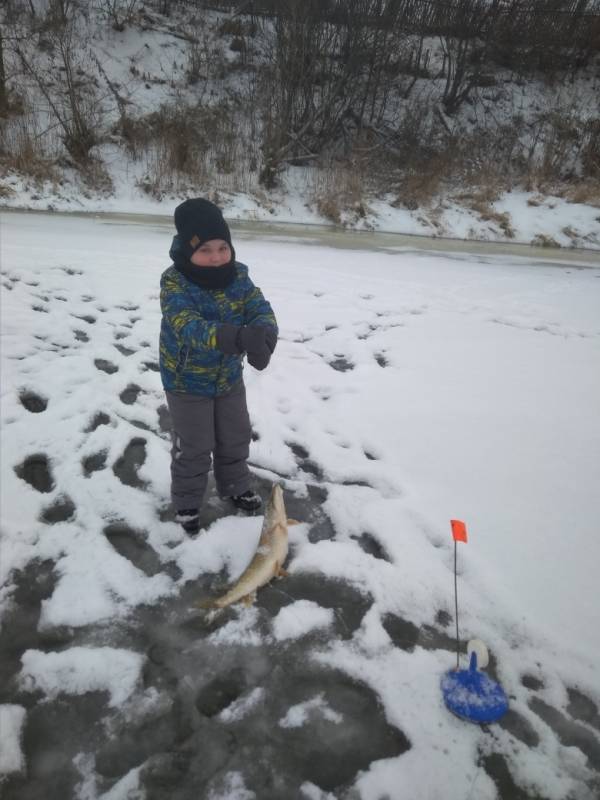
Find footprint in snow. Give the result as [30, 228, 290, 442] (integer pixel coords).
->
[94, 359, 119, 374]
[82, 451, 108, 476]
[328, 356, 354, 372]
[521, 674, 544, 691]
[14, 454, 55, 493]
[112, 438, 147, 489]
[141, 361, 159, 372]
[71, 313, 96, 325]
[352, 532, 391, 562]
[341, 478, 374, 489]
[120, 384, 142, 405]
[567, 688, 600, 732]
[103, 523, 164, 577]
[40, 495, 76, 524]
[498, 708, 540, 748]
[114, 343, 136, 356]
[531, 697, 600, 768]
[85, 412, 111, 432]
[19, 390, 48, 413]
[287, 442, 324, 480]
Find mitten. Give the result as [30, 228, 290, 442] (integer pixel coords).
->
[247, 349, 271, 371]
[238, 325, 268, 354]
[264, 327, 277, 353]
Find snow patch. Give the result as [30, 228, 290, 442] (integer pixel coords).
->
[272, 599, 334, 641]
[0, 705, 26, 775]
[20, 647, 145, 707]
[279, 694, 343, 728]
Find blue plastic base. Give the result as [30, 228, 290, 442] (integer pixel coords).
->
[441, 654, 509, 724]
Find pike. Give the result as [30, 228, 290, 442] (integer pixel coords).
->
[200, 483, 293, 609]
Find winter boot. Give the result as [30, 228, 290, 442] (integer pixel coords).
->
[175, 508, 200, 535]
[230, 490, 262, 514]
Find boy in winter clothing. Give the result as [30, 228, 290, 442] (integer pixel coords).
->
[159, 198, 278, 534]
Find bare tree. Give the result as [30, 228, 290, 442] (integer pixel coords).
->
[15, 0, 100, 162]
[436, 0, 500, 116]
[0, 26, 7, 114]
[99, 0, 139, 31]
[0, 0, 35, 115]
[256, 0, 422, 185]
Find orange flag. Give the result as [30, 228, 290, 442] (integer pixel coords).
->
[451, 519, 468, 543]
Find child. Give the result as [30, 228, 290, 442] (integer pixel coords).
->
[159, 198, 278, 534]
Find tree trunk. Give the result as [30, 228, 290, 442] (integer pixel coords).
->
[0, 27, 7, 114]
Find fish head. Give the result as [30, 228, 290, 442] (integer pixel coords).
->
[265, 483, 287, 528]
[264, 483, 287, 530]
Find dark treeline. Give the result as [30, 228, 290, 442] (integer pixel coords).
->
[218, 0, 600, 67]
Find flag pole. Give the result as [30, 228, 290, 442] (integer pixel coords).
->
[450, 519, 467, 670]
[454, 538, 460, 670]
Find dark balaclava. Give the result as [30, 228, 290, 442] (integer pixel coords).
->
[171, 198, 236, 290]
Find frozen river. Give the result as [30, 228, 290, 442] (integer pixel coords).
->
[1, 210, 599, 800]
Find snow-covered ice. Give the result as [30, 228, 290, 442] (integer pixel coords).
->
[279, 694, 344, 728]
[19, 647, 145, 708]
[272, 599, 335, 641]
[1, 209, 599, 798]
[0, 705, 26, 775]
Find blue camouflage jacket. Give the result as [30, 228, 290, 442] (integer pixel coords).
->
[159, 261, 278, 396]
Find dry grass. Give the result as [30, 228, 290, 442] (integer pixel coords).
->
[479, 207, 515, 238]
[0, 182, 16, 199]
[527, 195, 545, 207]
[310, 164, 369, 225]
[129, 100, 258, 199]
[523, 168, 556, 195]
[79, 159, 114, 195]
[531, 234, 561, 248]
[395, 168, 446, 209]
[0, 146, 60, 187]
[0, 112, 62, 186]
[562, 179, 600, 208]
[452, 171, 515, 237]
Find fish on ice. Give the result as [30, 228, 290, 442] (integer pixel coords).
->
[200, 483, 294, 609]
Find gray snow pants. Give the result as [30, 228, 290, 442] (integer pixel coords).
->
[165, 381, 252, 511]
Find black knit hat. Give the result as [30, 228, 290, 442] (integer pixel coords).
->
[174, 198, 232, 259]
